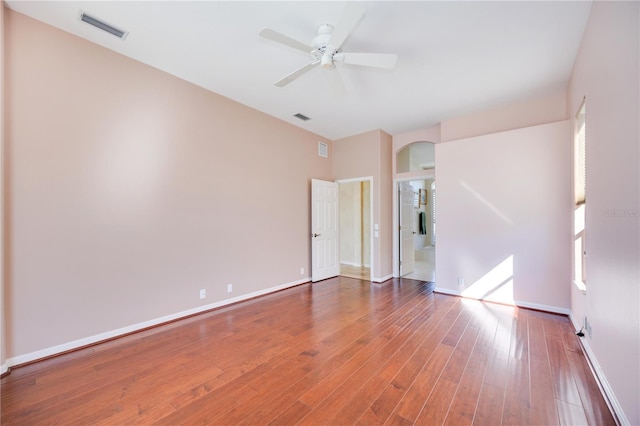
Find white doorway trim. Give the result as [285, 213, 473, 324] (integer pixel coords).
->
[393, 170, 435, 277]
[336, 176, 374, 281]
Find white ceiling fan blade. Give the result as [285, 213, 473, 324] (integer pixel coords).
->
[274, 60, 320, 87]
[328, 4, 365, 50]
[259, 28, 314, 54]
[335, 52, 398, 69]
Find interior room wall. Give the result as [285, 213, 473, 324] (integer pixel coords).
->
[567, 2, 639, 423]
[440, 90, 567, 142]
[4, 11, 332, 363]
[378, 131, 393, 278]
[333, 130, 392, 281]
[435, 120, 572, 311]
[396, 147, 410, 175]
[1, 2, 6, 375]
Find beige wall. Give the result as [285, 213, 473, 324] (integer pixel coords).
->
[1, 2, 6, 374]
[333, 129, 393, 281]
[396, 146, 410, 175]
[435, 121, 572, 310]
[378, 131, 393, 277]
[440, 90, 567, 142]
[394, 91, 570, 292]
[5, 11, 332, 361]
[567, 2, 639, 424]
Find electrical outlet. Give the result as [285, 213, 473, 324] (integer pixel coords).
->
[199, 289, 206, 299]
[300, 267, 304, 275]
[227, 283, 233, 293]
[457, 277, 465, 290]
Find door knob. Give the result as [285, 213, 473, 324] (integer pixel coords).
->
[313, 233, 321, 237]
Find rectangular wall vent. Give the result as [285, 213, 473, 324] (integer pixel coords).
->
[80, 12, 128, 39]
[318, 142, 328, 158]
[293, 113, 310, 121]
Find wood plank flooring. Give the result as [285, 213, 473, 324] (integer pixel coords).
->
[1, 277, 615, 425]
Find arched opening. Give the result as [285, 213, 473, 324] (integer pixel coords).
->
[396, 141, 435, 173]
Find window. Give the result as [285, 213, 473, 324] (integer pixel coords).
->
[574, 99, 587, 290]
[575, 100, 586, 205]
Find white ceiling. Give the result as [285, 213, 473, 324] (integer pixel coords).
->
[6, 1, 592, 140]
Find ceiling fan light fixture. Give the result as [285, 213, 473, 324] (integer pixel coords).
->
[321, 51, 335, 69]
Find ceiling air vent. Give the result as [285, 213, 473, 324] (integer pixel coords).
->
[318, 142, 328, 158]
[80, 12, 128, 39]
[293, 113, 310, 121]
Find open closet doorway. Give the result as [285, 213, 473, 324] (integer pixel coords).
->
[338, 179, 372, 280]
[395, 141, 436, 282]
[399, 179, 435, 281]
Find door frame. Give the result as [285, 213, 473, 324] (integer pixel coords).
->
[393, 171, 435, 277]
[336, 176, 374, 281]
[399, 180, 415, 276]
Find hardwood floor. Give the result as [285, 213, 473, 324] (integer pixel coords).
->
[1, 277, 615, 425]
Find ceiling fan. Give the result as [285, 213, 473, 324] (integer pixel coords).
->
[259, 4, 398, 88]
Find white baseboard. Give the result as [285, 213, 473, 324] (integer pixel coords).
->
[372, 274, 394, 283]
[1, 362, 8, 375]
[569, 314, 628, 425]
[513, 299, 571, 316]
[434, 287, 460, 296]
[6, 277, 311, 368]
[433, 287, 571, 316]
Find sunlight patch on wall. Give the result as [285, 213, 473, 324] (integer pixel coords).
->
[460, 181, 513, 225]
[462, 255, 514, 304]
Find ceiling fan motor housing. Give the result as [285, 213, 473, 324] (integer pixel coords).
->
[313, 24, 337, 68]
[312, 24, 334, 50]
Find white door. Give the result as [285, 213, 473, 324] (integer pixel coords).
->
[312, 179, 340, 282]
[400, 182, 415, 276]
